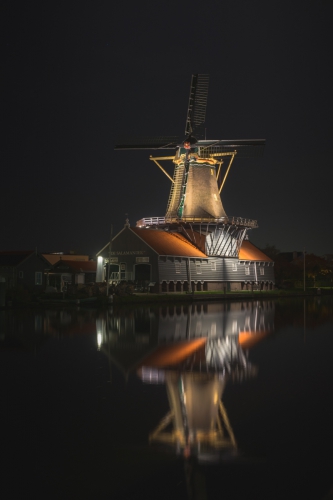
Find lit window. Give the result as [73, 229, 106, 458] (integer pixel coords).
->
[260, 267, 265, 275]
[196, 263, 202, 274]
[211, 261, 216, 271]
[245, 266, 250, 275]
[232, 262, 237, 271]
[35, 272, 42, 285]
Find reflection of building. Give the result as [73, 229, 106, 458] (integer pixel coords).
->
[157, 301, 274, 343]
[97, 301, 275, 461]
[96, 222, 274, 292]
[97, 302, 275, 368]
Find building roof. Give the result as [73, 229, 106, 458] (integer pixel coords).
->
[0, 251, 34, 267]
[239, 241, 272, 262]
[53, 260, 97, 272]
[130, 227, 207, 258]
[42, 254, 90, 265]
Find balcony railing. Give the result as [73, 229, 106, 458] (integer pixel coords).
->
[137, 216, 258, 228]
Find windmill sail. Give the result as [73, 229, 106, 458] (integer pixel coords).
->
[185, 74, 209, 139]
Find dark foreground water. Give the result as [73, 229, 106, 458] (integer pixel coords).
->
[1, 297, 333, 499]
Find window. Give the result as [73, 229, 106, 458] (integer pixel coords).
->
[245, 266, 250, 275]
[260, 267, 265, 275]
[19, 271, 24, 279]
[35, 272, 42, 285]
[211, 261, 216, 271]
[196, 263, 202, 274]
[232, 262, 237, 271]
[136, 257, 149, 263]
[175, 261, 181, 274]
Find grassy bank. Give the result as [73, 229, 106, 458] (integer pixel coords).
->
[2, 287, 332, 309]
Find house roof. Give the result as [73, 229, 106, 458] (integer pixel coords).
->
[53, 260, 97, 272]
[239, 241, 272, 262]
[130, 227, 207, 258]
[0, 251, 34, 267]
[42, 254, 90, 265]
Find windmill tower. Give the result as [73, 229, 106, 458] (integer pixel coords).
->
[116, 75, 265, 258]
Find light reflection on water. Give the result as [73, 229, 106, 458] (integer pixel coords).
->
[1, 297, 333, 499]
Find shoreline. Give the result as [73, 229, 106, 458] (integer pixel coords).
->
[2, 288, 333, 309]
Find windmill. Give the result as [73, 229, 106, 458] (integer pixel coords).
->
[115, 75, 265, 257]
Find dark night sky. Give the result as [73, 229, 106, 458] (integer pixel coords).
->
[3, 1, 333, 256]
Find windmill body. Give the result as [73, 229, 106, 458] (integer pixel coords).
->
[166, 148, 226, 220]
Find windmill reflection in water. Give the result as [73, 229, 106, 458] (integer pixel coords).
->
[97, 301, 274, 462]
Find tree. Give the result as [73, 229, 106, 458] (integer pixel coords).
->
[259, 244, 280, 260]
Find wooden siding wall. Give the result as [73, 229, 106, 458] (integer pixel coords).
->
[158, 257, 274, 283]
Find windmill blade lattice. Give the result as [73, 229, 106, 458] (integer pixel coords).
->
[185, 74, 209, 139]
[198, 139, 266, 158]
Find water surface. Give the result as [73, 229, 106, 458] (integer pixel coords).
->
[1, 297, 333, 499]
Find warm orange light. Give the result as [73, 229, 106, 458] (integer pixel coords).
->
[239, 241, 272, 261]
[238, 331, 268, 349]
[138, 338, 207, 368]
